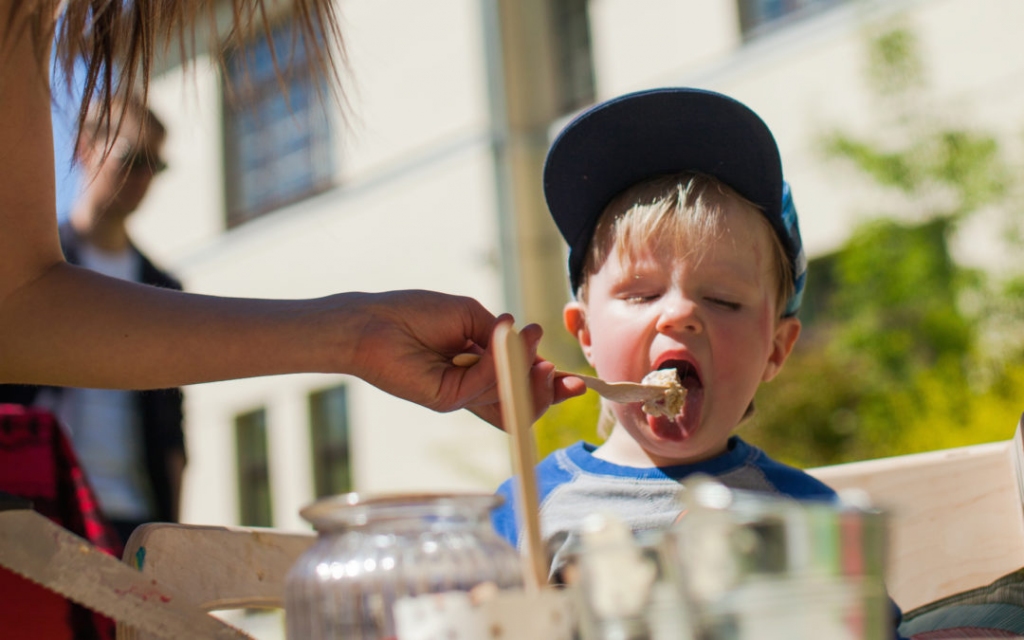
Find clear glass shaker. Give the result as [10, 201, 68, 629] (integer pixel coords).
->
[668, 476, 890, 640]
[284, 492, 523, 640]
[566, 513, 694, 640]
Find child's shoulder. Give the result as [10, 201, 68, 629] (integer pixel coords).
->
[495, 439, 655, 509]
[734, 438, 837, 501]
[492, 442, 591, 545]
[495, 442, 581, 498]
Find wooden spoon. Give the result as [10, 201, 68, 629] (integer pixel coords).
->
[453, 352, 674, 404]
[566, 372, 677, 404]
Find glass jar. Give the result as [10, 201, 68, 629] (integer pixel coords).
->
[284, 492, 523, 640]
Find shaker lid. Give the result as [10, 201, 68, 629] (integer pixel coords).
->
[299, 492, 503, 530]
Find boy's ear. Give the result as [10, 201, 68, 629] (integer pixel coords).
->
[563, 301, 594, 365]
[762, 317, 801, 382]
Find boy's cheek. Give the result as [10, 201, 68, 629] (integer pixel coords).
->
[587, 333, 637, 378]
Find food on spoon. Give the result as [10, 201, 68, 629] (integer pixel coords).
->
[640, 369, 686, 418]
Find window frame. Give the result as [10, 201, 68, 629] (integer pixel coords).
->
[234, 407, 274, 528]
[308, 384, 353, 499]
[221, 17, 335, 228]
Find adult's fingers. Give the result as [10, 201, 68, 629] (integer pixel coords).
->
[457, 318, 587, 427]
[518, 322, 543, 364]
[459, 300, 506, 348]
[526, 359, 557, 421]
[552, 373, 586, 405]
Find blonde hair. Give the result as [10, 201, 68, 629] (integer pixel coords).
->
[577, 172, 793, 316]
[10, 0, 343, 156]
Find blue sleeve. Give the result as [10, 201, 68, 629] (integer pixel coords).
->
[750, 447, 838, 501]
[491, 478, 519, 547]
[490, 446, 579, 550]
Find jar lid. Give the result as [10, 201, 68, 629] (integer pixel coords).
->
[299, 492, 504, 530]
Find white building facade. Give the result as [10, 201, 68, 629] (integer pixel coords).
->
[126, 0, 1024, 534]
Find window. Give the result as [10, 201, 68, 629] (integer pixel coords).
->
[235, 408, 273, 527]
[737, 0, 845, 39]
[549, 0, 596, 115]
[308, 385, 352, 498]
[223, 19, 334, 227]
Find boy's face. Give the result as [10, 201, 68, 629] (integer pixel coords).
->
[564, 198, 801, 466]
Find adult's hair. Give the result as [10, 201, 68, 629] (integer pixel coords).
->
[80, 93, 166, 149]
[8, 0, 343, 153]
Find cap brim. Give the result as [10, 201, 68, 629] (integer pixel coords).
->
[543, 88, 784, 290]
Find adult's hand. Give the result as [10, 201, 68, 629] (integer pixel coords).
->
[457, 321, 587, 429]
[341, 290, 585, 429]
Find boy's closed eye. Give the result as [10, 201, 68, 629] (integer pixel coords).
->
[623, 291, 662, 303]
[705, 296, 742, 311]
[609, 272, 664, 303]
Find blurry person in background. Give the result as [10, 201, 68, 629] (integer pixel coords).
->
[2, 96, 186, 544]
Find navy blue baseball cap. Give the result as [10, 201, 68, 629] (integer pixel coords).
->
[543, 87, 806, 317]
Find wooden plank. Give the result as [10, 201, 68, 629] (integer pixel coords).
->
[118, 523, 315, 639]
[492, 322, 548, 592]
[809, 430, 1024, 611]
[0, 510, 247, 640]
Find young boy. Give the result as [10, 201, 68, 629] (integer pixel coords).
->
[491, 86, 906, 637]
[492, 86, 832, 556]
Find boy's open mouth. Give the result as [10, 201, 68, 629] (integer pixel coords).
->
[646, 359, 703, 441]
[657, 360, 702, 393]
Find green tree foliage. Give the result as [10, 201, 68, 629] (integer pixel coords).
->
[742, 22, 1024, 467]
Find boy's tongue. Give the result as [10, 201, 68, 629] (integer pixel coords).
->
[647, 386, 702, 441]
[648, 415, 688, 441]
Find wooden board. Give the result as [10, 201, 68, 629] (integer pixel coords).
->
[117, 523, 316, 639]
[808, 415, 1024, 611]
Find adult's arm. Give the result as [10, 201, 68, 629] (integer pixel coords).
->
[0, 14, 583, 426]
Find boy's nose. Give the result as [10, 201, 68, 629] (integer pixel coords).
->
[655, 297, 703, 336]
